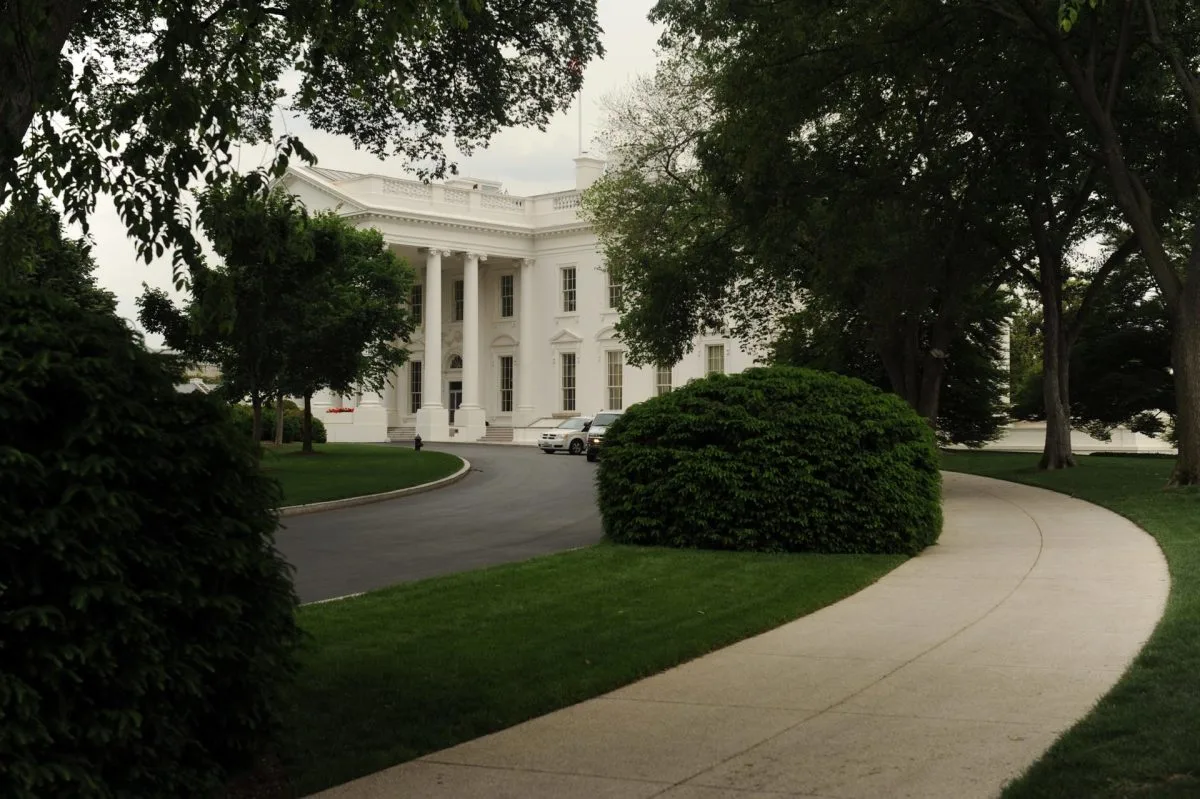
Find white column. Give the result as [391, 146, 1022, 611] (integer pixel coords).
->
[415, 249, 450, 442]
[456, 251, 488, 440]
[515, 257, 537, 426]
[423, 249, 446, 410]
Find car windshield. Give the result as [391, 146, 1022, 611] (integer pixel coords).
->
[558, 418, 587, 430]
[592, 413, 622, 427]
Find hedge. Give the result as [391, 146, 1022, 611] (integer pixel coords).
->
[231, 402, 328, 444]
[596, 366, 942, 555]
[0, 286, 300, 797]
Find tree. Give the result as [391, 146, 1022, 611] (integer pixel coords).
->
[588, 12, 1017, 429]
[1, 0, 603, 276]
[771, 293, 1013, 449]
[278, 212, 415, 453]
[1000, 0, 1200, 485]
[1, 205, 299, 798]
[982, 62, 1141, 469]
[1011, 255, 1176, 440]
[583, 56, 761, 369]
[0, 194, 117, 316]
[138, 181, 314, 442]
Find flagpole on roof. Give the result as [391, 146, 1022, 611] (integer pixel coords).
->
[569, 56, 584, 155]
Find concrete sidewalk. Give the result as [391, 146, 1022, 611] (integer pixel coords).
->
[312, 472, 1169, 799]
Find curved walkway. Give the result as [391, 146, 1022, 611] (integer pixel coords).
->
[312, 472, 1169, 799]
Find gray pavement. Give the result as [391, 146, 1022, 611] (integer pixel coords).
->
[276, 444, 600, 603]
[311, 471, 1170, 799]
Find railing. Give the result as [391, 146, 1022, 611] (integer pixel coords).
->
[344, 175, 586, 218]
[382, 178, 431, 199]
[553, 193, 582, 211]
[481, 194, 525, 212]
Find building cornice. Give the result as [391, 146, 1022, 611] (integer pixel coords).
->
[342, 210, 592, 241]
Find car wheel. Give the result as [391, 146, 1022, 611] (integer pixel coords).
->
[586, 451, 597, 462]
[569, 439, 584, 455]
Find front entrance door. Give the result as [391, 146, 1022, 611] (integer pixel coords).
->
[448, 381, 463, 424]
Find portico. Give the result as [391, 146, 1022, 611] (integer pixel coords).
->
[409, 247, 540, 443]
[282, 157, 758, 444]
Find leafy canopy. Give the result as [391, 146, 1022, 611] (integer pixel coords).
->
[1, 0, 603, 274]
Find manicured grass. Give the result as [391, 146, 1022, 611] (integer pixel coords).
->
[260, 444, 462, 506]
[281, 544, 905, 795]
[942, 451, 1200, 798]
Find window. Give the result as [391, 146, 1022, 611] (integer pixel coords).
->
[409, 361, 423, 413]
[454, 279, 465, 321]
[607, 271, 622, 310]
[561, 352, 577, 411]
[706, 344, 725, 375]
[500, 274, 514, 318]
[655, 364, 672, 396]
[448, 354, 463, 370]
[499, 355, 514, 412]
[410, 284, 423, 324]
[561, 266, 577, 313]
[606, 350, 624, 410]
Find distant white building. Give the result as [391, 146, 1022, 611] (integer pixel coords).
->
[279, 158, 760, 444]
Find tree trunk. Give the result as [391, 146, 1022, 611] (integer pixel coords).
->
[250, 393, 264, 444]
[274, 391, 285, 445]
[302, 392, 314, 454]
[1169, 292, 1200, 486]
[1039, 260, 1075, 470]
[0, 0, 86, 172]
[877, 335, 947, 432]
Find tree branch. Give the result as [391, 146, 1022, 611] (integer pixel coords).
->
[1143, 0, 1200, 139]
[1104, 0, 1135, 115]
[1067, 234, 1140, 346]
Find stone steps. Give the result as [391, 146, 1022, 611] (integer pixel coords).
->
[387, 426, 416, 443]
[479, 426, 513, 443]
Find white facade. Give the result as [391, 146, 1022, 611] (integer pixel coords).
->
[279, 158, 760, 444]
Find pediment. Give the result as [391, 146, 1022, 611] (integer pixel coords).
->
[491, 334, 518, 348]
[279, 168, 366, 214]
[549, 328, 583, 345]
[595, 325, 620, 342]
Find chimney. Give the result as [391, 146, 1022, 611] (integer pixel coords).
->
[573, 155, 606, 191]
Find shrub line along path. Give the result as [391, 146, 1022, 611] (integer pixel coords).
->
[311, 472, 1168, 799]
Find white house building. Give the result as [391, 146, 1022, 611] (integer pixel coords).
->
[279, 157, 760, 444]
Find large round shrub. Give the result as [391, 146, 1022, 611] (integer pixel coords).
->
[597, 366, 942, 554]
[0, 286, 300, 798]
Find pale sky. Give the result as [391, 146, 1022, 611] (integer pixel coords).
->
[86, 0, 663, 346]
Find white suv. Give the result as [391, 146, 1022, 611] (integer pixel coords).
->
[538, 416, 593, 455]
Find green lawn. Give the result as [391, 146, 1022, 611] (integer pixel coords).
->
[281, 544, 905, 795]
[261, 444, 463, 506]
[942, 451, 1200, 798]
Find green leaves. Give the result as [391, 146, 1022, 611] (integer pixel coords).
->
[1, 281, 298, 797]
[1058, 0, 1104, 33]
[596, 367, 943, 556]
[1, 0, 602, 270]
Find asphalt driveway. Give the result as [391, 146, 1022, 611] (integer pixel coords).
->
[275, 443, 602, 603]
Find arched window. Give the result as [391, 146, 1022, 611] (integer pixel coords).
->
[448, 354, 463, 370]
